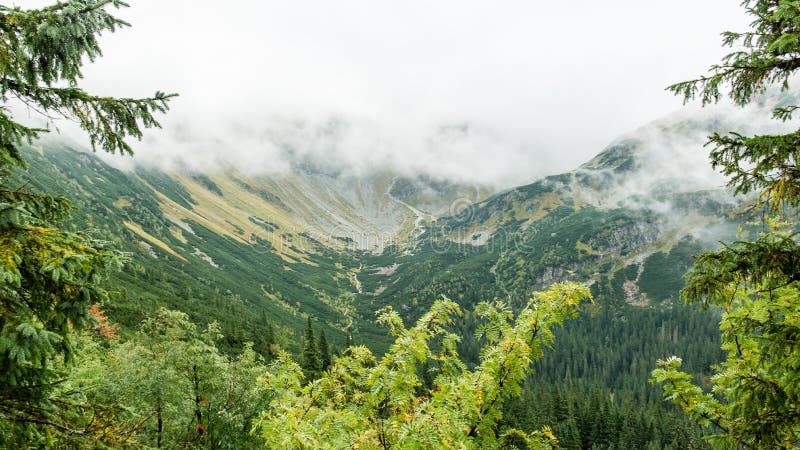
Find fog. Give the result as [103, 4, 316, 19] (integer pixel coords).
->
[572, 95, 798, 213]
[18, 0, 752, 187]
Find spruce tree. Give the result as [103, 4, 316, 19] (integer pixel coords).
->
[318, 329, 331, 371]
[651, 1, 800, 448]
[300, 317, 321, 380]
[0, 0, 173, 438]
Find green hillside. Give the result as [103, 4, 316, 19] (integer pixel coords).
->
[6, 126, 744, 448]
[19, 130, 743, 361]
[15, 144, 391, 355]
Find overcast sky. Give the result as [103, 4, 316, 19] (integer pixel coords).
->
[26, 1, 752, 186]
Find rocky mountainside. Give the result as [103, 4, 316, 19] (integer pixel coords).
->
[354, 109, 751, 325]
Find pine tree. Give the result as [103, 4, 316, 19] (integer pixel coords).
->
[0, 0, 173, 440]
[263, 321, 275, 358]
[300, 317, 321, 381]
[651, 1, 800, 448]
[318, 329, 331, 371]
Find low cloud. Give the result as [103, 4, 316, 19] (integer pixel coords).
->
[14, 0, 745, 188]
[98, 112, 546, 187]
[573, 95, 797, 207]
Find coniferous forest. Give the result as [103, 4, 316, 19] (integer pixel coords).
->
[2, 1, 800, 448]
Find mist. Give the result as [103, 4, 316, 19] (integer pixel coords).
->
[19, 0, 753, 188]
[566, 94, 799, 218]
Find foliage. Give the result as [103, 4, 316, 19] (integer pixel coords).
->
[0, 0, 173, 441]
[0, 308, 141, 448]
[256, 282, 591, 449]
[0, 0, 174, 161]
[92, 308, 269, 448]
[503, 382, 710, 450]
[301, 317, 322, 381]
[652, 2, 800, 447]
[2, 307, 272, 448]
[667, 0, 800, 212]
[652, 226, 800, 448]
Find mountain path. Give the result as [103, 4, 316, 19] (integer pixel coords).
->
[386, 177, 429, 238]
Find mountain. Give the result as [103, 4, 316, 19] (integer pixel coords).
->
[15, 105, 766, 447]
[15, 143, 494, 354]
[15, 104, 761, 360]
[355, 110, 747, 319]
[339, 108, 748, 410]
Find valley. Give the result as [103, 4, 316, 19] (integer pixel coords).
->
[12, 109, 742, 446]
[6, 2, 800, 447]
[18, 105, 746, 370]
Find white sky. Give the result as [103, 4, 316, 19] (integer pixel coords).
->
[22, 1, 752, 186]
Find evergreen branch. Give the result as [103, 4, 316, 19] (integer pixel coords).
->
[5, 414, 85, 435]
[47, 0, 123, 15]
[0, 0, 130, 87]
[2, 78, 176, 155]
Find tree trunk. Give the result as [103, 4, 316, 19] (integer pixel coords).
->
[193, 363, 205, 440]
[156, 399, 163, 448]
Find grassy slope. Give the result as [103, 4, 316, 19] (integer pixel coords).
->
[16, 145, 392, 354]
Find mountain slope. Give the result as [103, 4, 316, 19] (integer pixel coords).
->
[16, 143, 496, 355]
[16, 105, 760, 358]
[17, 145, 374, 353]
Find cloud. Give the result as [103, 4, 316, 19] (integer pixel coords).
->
[107, 113, 543, 186]
[572, 94, 798, 211]
[21, 0, 752, 187]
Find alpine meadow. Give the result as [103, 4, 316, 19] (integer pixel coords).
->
[2, 1, 800, 449]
